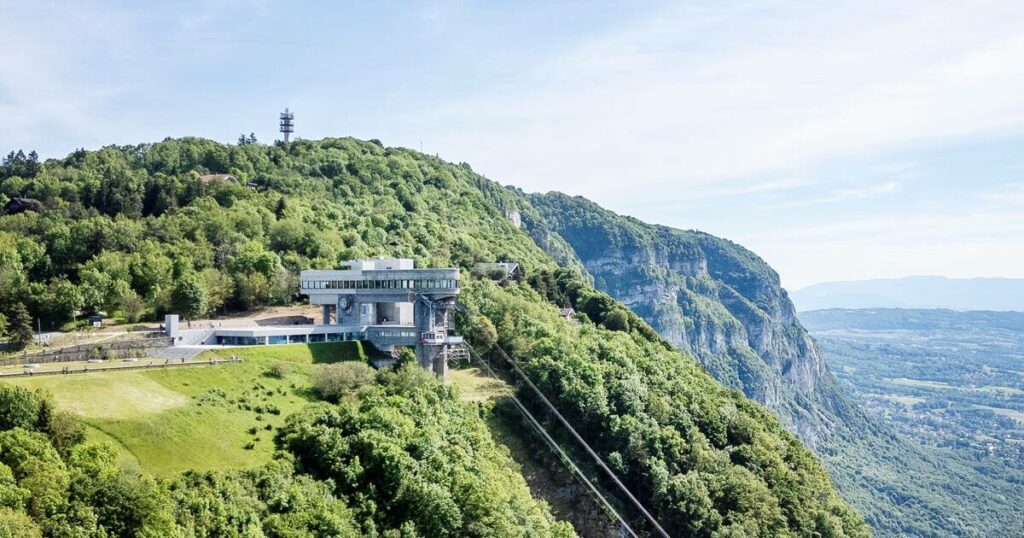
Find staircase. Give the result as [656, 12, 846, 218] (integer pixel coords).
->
[444, 343, 469, 362]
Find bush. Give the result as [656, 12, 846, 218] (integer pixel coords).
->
[264, 362, 287, 378]
[0, 507, 42, 538]
[310, 362, 377, 402]
[0, 386, 43, 431]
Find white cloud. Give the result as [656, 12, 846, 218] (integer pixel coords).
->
[428, 1, 1024, 201]
[770, 180, 900, 209]
[680, 177, 813, 200]
[0, 1, 134, 152]
[744, 185, 1024, 288]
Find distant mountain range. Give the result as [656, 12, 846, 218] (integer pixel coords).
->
[790, 276, 1024, 312]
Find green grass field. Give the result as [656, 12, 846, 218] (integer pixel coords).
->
[449, 366, 514, 401]
[2, 343, 366, 476]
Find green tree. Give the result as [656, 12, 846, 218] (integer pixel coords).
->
[0, 386, 43, 431]
[200, 268, 233, 315]
[170, 274, 208, 320]
[229, 242, 279, 278]
[236, 273, 270, 310]
[40, 279, 82, 324]
[603, 308, 630, 332]
[118, 290, 145, 323]
[4, 304, 34, 348]
[269, 267, 296, 305]
[274, 196, 287, 219]
[268, 219, 304, 253]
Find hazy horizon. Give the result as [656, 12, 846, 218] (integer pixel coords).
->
[3, 1, 1024, 288]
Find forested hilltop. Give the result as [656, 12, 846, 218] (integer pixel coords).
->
[521, 192, 1024, 536]
[0, 138, 868, 536]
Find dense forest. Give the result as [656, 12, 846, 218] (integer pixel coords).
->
[0, 138, 868, 536]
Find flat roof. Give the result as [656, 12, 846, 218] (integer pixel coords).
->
[301, 268, 460, 279]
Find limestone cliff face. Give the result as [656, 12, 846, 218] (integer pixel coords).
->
[524, 192, 854, 447]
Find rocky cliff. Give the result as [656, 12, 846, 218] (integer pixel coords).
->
[523, 192, 856, 447]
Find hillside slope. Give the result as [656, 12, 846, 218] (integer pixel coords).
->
[0, 138, 867, 536]
[523, 192, 1024, 537]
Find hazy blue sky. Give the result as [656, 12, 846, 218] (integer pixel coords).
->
[3, 1, 1023, 289]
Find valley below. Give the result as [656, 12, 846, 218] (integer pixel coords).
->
[802, 308, 1024, 462]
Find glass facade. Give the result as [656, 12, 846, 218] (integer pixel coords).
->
[217, 331, 365, 346]
[215, 336, 262, 346]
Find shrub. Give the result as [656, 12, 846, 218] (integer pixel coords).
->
[310, 362, 377, 402]
[0, 386, 43, 431]
[0, 507, 42, 538]
[264, 362, 288, 379]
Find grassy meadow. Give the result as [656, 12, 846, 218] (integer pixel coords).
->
[1, 342, 366, 476]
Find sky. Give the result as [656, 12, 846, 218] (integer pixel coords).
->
[2, 0, 1024, 289]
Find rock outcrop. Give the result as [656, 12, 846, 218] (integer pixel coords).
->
[524, 192, 856, 447]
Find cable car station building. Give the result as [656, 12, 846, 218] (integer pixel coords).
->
[301, 259, 465, 378]
[169, 259, 465, 379]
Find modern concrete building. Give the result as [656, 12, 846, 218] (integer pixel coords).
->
[168, 259, 465, 380]
[300, 258, 464, 378]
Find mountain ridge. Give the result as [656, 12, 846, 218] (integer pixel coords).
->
[792, 276, 1024, 312]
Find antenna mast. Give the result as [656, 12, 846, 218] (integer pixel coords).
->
[279, 108, 294, 143]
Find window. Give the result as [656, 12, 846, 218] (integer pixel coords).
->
[288, 334, 306, 343]
[309, 333, 325, 343]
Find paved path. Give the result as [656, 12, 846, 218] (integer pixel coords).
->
[0, 357, 243, 378]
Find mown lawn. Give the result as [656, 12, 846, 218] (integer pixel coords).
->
[3, 343, 365, 476]
[449, 366, 514, 402]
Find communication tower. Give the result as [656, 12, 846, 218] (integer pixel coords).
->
[279, 108, 294, 143]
